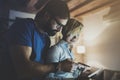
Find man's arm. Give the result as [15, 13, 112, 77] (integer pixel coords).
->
[10, 45, 73, 79]
[10, 45, 55, 79]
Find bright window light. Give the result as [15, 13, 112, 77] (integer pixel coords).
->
[77, 45, 86, 54]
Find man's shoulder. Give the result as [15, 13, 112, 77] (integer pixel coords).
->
[15, 18, 34, 24]
[12, 18, 35, 30]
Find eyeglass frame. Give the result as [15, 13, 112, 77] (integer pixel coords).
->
[49, 15, 67, 29]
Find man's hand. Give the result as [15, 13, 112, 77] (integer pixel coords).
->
[59, 59, 74, 72]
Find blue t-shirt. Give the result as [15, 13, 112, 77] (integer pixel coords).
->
[3, 18, 50, 80]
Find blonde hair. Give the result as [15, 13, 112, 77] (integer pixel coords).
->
[62, 18, 83, 38]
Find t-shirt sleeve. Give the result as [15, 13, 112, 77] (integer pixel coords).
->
[46, 46, 62, 63]
[9, 20, 32, 47]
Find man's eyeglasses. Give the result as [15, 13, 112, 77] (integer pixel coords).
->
[53, 18, 66, 28]
[50, 16, 66, 29]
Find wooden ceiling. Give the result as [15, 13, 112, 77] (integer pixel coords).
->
[8, 0, 118, 19]
[65, 0, 118, 19]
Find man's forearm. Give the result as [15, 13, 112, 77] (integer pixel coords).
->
[17, 61, 56, 79]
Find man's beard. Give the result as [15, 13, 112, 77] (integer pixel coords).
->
[46, 28, 57, 36]
[43, 20, 58, 36]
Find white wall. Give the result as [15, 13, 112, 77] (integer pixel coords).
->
[81, 2, 120, 71]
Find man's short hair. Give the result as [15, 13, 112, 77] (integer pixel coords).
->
[36, 0, 70, 19]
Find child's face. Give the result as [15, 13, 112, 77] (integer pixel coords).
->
[66, 32, 80, 45]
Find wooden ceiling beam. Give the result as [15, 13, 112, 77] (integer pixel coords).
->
[63, 0, 71, 3]
[70, 0, 110, 17]
[67, 0, 86, 10]
[26, 0, 50, 13]
[76, 0, 118, 18]
[70, 0, 92, 12]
